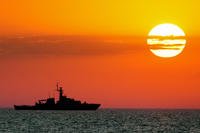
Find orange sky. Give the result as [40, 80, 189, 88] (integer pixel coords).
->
[0, 0, 200, 36]
[0, 1, 200, 108]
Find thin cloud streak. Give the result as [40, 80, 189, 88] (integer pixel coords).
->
[0, 35, 144, 57]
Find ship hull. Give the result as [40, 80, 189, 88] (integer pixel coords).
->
[14, 104, 100, 110]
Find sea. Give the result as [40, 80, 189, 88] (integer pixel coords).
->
[0, 109, 200, 133]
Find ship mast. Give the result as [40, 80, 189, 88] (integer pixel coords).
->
[56, 82, 63, 101]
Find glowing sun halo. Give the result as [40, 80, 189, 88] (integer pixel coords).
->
[147, 23, 186, 58]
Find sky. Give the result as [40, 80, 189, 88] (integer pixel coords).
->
[0, 0, 200, 108]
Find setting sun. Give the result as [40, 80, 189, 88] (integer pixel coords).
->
[147, 23, 186, 58]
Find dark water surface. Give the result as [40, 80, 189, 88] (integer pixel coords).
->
[0, 109, 200, 133]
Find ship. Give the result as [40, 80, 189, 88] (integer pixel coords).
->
[14, 83, 101, 110]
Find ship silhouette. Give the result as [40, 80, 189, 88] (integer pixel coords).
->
[14, 83, 101, 110]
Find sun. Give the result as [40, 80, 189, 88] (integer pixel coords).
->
[147, 23, 186, 58]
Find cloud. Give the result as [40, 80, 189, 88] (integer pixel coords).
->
[0, 35, 143, 57]
[149, 44, 184, 50]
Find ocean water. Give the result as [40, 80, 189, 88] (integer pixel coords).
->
[0, 109, 200, 133]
